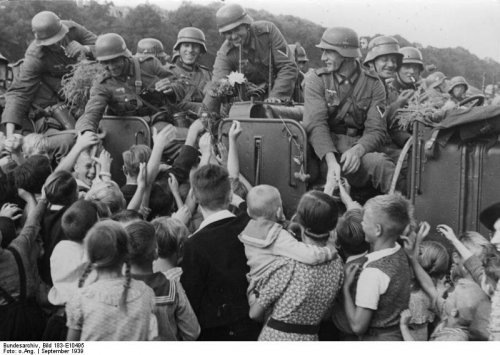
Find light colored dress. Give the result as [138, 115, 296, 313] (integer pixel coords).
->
[66, 278, 157, 341]
[256, 256, 344, 341]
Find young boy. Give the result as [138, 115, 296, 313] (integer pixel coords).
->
[181, 164, 261, 341]
[239, 184, 336, 286]
[120, 144, 152, 203]
[343, 193, 412, 341]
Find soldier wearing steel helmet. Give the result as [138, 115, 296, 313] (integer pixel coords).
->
[156, 27, 212, 113]
[448, 76, 469, 103]
[288, 43, 308, 102]
[303, 27, 395, 194]
[202, 3, 298, 114]
[135, 38, 170, 65]
[76, 33, 176, 133]
[1, 11, 96, 162]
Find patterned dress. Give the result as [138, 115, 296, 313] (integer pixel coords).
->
[256, 256, 344, 341]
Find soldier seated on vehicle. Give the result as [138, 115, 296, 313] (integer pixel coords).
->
[155, 27, 212, 114]
[303, 27, 395, 195]
[1, 11, 97, 165]
[448, 76, 469, 104]
[288, 43, 309, 103]
[202, 3, 298, 115]
[135, 38, 170, 65]
[75, 33, 177, 134]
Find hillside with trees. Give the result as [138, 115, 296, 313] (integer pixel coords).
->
[1, 0, 499, 88]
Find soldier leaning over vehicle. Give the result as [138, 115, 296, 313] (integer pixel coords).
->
[75, 33, 177, 134]
[155, 27, 212, 114]
[202, 3, 298, 114]
[1, 11, 97, 164]
[288, 43, 309, 103]
[303, 27, 395, 195]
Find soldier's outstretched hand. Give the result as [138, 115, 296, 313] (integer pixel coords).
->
[264, 97, 282, 104]
[65, 41, 89, 58]
[340, 147, 361, 174]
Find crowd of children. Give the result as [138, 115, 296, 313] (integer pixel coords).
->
[1, 118, 500, 342]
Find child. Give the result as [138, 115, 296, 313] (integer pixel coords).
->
[151, 217, 189, 281]
[126, 220, 200, 341]
[120, 144, 152, 204]
[44, 200, 99, 340]
[239, 184, 337, 286]
[85, 180, 126, 215]
[484, 250, 500, 340]
[407, 240, 449, 341]
[401, 222, 491, 341]
[65, 220, 157, 341]
[343, 193, 413, 341]
[331, 208, 369, 339]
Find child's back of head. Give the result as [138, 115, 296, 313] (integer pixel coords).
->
[44, 170, 78, 206]
[336, 208, 368, 257]
[364, 193, 413, 240]
[246, 184, 282, 221]
[459, 231, 495, 264]
[151, 217, 188, 263]
[124, 220, 157, 266]
[13, 154, 52, 195]
[111, 209, 144, 223]
[295, 190, 339, 240]
[122, 145, 151, 178]
[418, 240, 449, 280]
[62, 200, 99, 242]
[149, 183, 174, 219]
[191, 164, 231, 211]
[86, 180, 126, 215]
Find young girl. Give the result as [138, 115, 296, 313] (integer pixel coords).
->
[407, 240, 449, 340]
[65, 220, 158, 341]
[125, 220, 200, 340]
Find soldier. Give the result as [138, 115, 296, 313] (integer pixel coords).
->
[1, 11, 97, 162]
[303, 27, 395, 194]
[363, 36, 403, 98]
[448, 76, 469, 103]
[135, 38, 170, 65]
[288, 43, 308, 103]
[156, 27, 212, 113]
[202, 3, 298, 114]
[75, 33, 176, 133]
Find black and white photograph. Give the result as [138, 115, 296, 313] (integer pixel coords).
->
[0, 0, 500, 349]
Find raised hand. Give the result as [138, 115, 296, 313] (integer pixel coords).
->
[0, 203, 23, 221]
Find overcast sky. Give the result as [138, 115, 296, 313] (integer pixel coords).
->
[110, 0, 500, 62]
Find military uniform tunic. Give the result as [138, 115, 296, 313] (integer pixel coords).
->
[202, 21, 298, 113]
[76, 57, 174, 133]
[1, 21, 96, 129]
[170, 60, 212, 112]
[303, 62, 395, 193]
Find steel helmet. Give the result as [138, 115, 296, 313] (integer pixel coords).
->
[295, 44, 309, 62]
[216, 4, 253, 33]
[136, 38, 167, 59]
[31, 11, 69, 46]
[173, 27, 207, 53]
[448, 76, 469, 93]
[316, 27, 361, 58]
[425, 71, 447, 89]
[400, 47, 424, 70]
[363, 36, 403, 66]
[95, 33, 131, 62]
[171, 50, 180, 63]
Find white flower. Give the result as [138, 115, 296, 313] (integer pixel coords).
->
[227, 71, 246, 86]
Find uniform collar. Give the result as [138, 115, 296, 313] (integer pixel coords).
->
[176, 59, 198, 73]
[334, 61, 360, 85]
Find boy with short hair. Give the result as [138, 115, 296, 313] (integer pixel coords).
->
[181, 164, 260, 341]
[239, 184, 336, 284]
[343, 193, 412, 340]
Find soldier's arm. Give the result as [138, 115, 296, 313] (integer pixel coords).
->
[267, 23, 298, 100]
[75, 84, 110, 133]
[201, 48, 235, 113]
[71, 21, 97, 56]
[356, 78, 388, 154]
[1, 56, 44, 134]
[303, 72, 337, 160]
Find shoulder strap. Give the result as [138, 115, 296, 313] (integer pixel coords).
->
[7, 246, 26, 300]
[132, 56, 143, 95]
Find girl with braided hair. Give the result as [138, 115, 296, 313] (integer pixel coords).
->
[65, 220, 158, 341]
